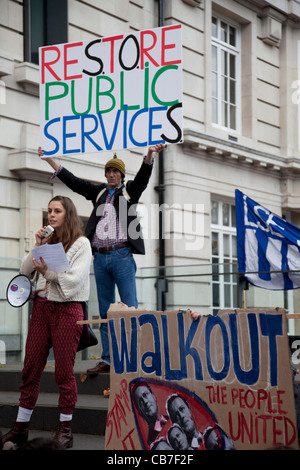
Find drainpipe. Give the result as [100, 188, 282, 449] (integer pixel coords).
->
[155, 0, 168, 311]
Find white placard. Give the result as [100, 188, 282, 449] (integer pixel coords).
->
[39, 25, 183, 157]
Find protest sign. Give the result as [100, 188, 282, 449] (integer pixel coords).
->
[39, 25, 183, 157]
[105, 305, 298, 450]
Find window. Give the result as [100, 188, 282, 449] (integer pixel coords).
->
[211, 200, 238, 314]
[211, 16, 240, 131]
[24, 0, 68, 65]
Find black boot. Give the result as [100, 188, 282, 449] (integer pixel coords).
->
[53, 421, 73, 449]
[1, 422, 29, 448]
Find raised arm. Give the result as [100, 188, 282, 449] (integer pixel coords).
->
[37, 147, 102, 203]
[145, 143, 167, 164]
[38, 147, 60, 171]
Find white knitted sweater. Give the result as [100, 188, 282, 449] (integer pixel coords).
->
[21, 236, 92, 302]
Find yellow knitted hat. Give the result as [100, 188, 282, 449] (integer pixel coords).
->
[105, 153, 125, 177]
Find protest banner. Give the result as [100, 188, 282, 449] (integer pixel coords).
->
[105, 305, 298, 450]
[39, 25, 183, 157]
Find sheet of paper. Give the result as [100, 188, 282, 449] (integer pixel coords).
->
[31, 242, 71, 273]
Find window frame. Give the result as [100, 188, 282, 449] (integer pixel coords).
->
[211, 14, 241, 134]
[211, 199, 238, 315]
[23, 0, 68, 65]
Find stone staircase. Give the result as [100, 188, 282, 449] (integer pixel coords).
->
[0, 360, 109, 437]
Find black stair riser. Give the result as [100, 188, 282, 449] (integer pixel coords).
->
[0, 404, 107, 435]
[0, 371, 110, 395]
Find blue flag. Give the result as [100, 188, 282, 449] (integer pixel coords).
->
[235, 189, 300, 290]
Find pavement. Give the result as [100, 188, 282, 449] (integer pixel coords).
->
[1, 427, 105, 451]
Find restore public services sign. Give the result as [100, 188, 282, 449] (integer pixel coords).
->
[39, 25, 183, 157]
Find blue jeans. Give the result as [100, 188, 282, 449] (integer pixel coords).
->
[93, 247, 138, 365]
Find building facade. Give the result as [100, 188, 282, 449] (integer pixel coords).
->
[1, 0, 300, 362]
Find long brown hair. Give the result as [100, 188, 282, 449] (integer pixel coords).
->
[47, 196, 83, 252]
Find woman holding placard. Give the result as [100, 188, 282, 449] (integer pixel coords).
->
[1, 196, 92, 449]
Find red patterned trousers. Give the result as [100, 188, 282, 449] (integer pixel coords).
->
[19, 297, 83, 415]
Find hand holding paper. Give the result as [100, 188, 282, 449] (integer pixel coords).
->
[31, 243, 71, 273]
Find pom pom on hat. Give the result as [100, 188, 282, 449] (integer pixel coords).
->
[105, 153, 125, 177]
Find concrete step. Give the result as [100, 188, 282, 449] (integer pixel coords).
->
[0, 390, 109, 434]
[0, 360, 110, 395]
[0, 360, 110, 436]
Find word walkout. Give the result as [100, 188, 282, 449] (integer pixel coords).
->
[109, 311, 284, 387]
